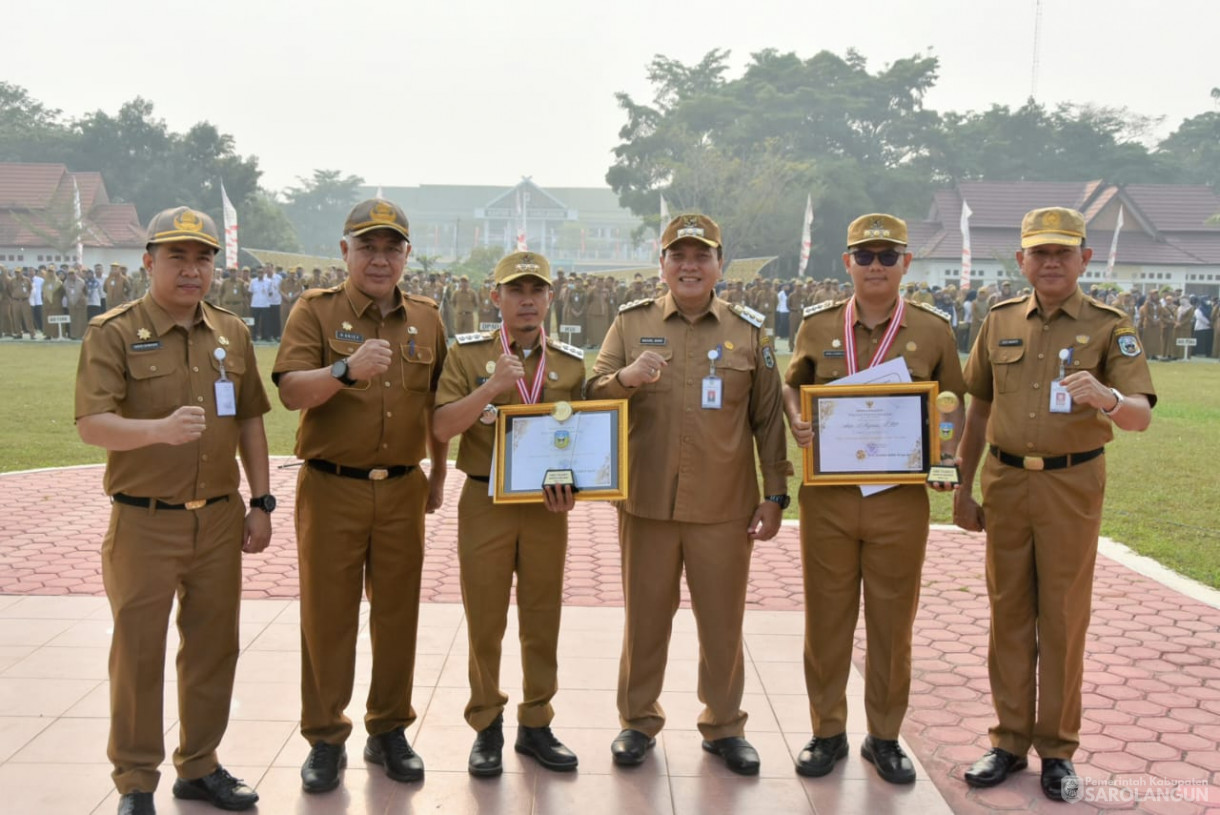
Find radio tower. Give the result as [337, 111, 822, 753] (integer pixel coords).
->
[1030, 0, 1044, 100]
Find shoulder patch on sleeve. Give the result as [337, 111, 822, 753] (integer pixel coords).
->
[802, 300, 837, 320]
[548, 338, 585, 360]
[730, 303, 765, 328]
[455, 331, 494, 345]
[913, 300, 952, 322]
[89, 299, 140, 327]
[618, 298, 654, 313]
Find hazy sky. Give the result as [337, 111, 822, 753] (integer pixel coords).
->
[6, 0, 1217, 193]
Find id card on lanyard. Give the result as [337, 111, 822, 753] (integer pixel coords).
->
[213, 347, 237, 417]
[702, 347, 722, 409]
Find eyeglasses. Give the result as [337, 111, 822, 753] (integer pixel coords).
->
[851, 249, 903, 267]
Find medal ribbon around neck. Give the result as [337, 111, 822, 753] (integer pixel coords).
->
[499, 323, 547, 404]
[842, 296, 906, 376]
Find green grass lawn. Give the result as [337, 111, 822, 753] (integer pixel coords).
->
[4, 341, 1218, 588]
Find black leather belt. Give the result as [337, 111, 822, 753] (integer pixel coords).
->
[307, 459, 415, 481]
[989, 445, 1104, 472]
[113, 493, 228, 511]
[466, 474, 490, 483]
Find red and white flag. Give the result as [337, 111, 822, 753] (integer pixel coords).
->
[72, 176, 84, 264]
[221, 181, 239, 270]
[797, 194, 814, 277]
[515, 191, 528, 251]
[1106, 205, 1124, 279]
[959, 198, 973, 290]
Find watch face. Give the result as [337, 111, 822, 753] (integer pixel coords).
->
[330, 359, 348, 379]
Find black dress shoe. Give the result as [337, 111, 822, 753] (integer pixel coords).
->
[365, 727, 425, 782]
[611, 729, 655, 766]
[795, 733, 848, 777]
[861, 736, 916, 784]
[172, 766, 258, 811]
[964, 747, 1028, 788]
[1041, 758, 1079, 801]
[515, 725, 579, 771]
[701, 736, 761, 776]
[117, 792, 155, 815]
[301, 741, 346, 793]
[469, 715, 505, 777]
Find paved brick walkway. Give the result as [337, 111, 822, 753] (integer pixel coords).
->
[2, 461, 1218, 813]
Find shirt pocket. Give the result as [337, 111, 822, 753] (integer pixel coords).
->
[717, 348, 755, 408]
[1067, 344, 1103, 380]
[125, 350, 181, 416]
[629, 345, 674, 392]
[401, 344, 435, 392]
[989, 342, 1026, 394]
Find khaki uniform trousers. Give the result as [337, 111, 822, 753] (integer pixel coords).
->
[15, 300, 36, 337]
[617, 510, 753, 741]
[296, 465, 428, 745]
[981, 453, 1104, 759]
[799, 483, 928, 740]
[458, 478, 567, 730]
[102, 495, 244, 793]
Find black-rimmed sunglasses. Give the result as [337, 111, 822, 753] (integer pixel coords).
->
[850, 249, 903, 267]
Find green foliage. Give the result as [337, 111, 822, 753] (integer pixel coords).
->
[241, 190, 302, 253]
[447, 245, 505, 283]
[282, 169, 365, 257]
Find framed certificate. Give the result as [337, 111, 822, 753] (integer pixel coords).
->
[799, 382, 939, 485]
[493, 399, 629, 503]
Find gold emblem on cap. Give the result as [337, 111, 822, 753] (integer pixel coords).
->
[485, 360, 496, 374]
[173, 210, 204, 233]
[218, 335, 230, 346]
[552, 401, 573, 422]
[1043, 211, 1061, 228]
[936, 391, 960, 413]
[369, 201, 396, 223]
[137, 328, 151, 340]
[342, 321, 353, 331]
[514, 253, 541, 275]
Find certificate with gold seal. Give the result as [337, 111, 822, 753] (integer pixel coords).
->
[493, 399, 629, 503]
[799, 382, 939, 485]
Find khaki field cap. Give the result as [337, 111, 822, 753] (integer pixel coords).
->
[494, 251, 552, 285]
[1021, 207, 1086, 248]
[344, 198, 411, 241]
[846, 213, 908, 247]
[145, 206, 221, 250]
[661, 213, 722, 250]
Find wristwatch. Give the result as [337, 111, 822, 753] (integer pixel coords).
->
[1100, 388, 1124, 416]
[331, 358, 357, 386]
[765, 494, 791, 510]
[249, 494, 277, 513]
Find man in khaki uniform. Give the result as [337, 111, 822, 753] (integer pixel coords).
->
[273, 199, 448, 793]
[784, 214, 966, 784]
[433, 251, 585, 777]
[104, 262, 132, 308]
[280, 266, 305, 326]
[955, 208, 1155, 801]
[754, 279, 778, 334]
[9, 269, 37, 338]
[451, 275, 479, 334]
[588, 213, 791, 775]
[1137, 292, 1165, 359]
[76, 207, 270, 815]
[584, 276, 613, 347]
[478, 280, 499, 329]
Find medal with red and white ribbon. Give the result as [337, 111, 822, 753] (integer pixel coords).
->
[499, 323, 547, 404]
[842, 296, 905, 376]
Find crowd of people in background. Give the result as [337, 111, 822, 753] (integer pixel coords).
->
[3, 259, 1218, 359]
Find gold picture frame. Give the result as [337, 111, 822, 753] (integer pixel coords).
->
[493, 399, 629, 504]
[799, 382, 939, 486]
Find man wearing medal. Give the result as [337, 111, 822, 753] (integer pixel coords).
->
[953, 207, 1155, 800]
[75, 207, 271, 815]
[588, 213, 791, 775]
[432, 250, 586, 777]
[783, 213, 966, 784]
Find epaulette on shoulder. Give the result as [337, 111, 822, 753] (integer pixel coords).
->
[730, 303, 765, 328]
[407, 293, 439, 309]
[300, 286, 338, 301]
[89, 299, 140, 327]
[801, 300, 839, 320]
[991, 294, 1030, 310]
[618, 298, 654, 313]
[455, 331, 494, 345]
[548, 337, 585, 360]
[206, 301, 242, 320]
[1087, 297, 1127, 318]
[912, 300, 952, 322]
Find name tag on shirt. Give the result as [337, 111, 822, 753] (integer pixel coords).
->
[701, 376, 723, 409]
[215, 380, 237, 417]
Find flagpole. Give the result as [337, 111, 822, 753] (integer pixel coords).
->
[959, 198, 973, 291]
[1106, 205, 1124, 280]
[797, 194, 813, 278]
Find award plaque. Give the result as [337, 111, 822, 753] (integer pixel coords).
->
[800, 382, 940, 486]
[493, 399, 629, 504]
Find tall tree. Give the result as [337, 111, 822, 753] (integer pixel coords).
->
[282, 170, 365, 256]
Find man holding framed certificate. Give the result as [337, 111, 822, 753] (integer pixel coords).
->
[588, 213, 792, 776]
[432, 250, 585, 777]
[783, 213, 966, 784]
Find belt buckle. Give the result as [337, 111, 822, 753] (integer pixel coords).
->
[184, 499, 207, 510]
[368, 468, 389, 481]
[1022, 456, 1044, 471]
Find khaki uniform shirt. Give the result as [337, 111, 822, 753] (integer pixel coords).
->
[964, 287, 1156, 456]
[435, 333, 586, 477]
[453, 288, 479, 316]
[587, 293, 791, 523]
[272, 282, 446, 468]
[104, 273, 131, 307]
[786, 298, 967, 394]
[74, 296, 269, 503]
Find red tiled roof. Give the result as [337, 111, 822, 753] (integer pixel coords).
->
[1122, 185, 1220, 231]
[0, 164, 144, 249]
[0, 163, 67, 209]
[91, 204, 144, 247]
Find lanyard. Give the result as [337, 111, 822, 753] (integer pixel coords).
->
[842, 296, 905, 376]
[499, 323, 547, 404]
